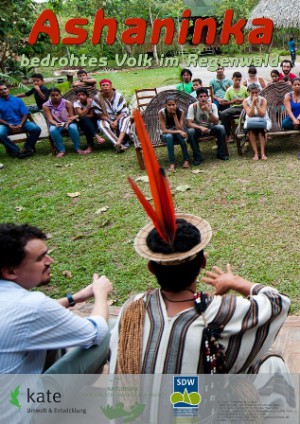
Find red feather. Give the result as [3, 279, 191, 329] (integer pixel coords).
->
[131, 110, 176, 244]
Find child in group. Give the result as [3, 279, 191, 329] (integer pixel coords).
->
[158, 96, 190, 171]
[73, 69, 97, 88]
[176, 69, 193, 94]
[16, 73, 49, 113]
[73, 89, 105, 153]
[270, 69, 280, 84]
[191, 79, 203, 98]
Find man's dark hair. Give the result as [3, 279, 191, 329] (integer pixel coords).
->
[31, 73, 44, 80]
[77, 69, 87, 76]
[0, 224, 47, 277]
[281, 59, 293, 68]
[180, 68, 192, 78]
[75, 88, 89, 96]
[150, 251, 204, 291]
[0, 81, 7, 86]
[146, 218, 204, 291]
[196, 87, 208, 97]
[232, 71, 242, 79]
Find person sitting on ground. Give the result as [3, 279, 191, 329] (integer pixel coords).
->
[0, 223, 113, 374]
[176, 68, 193, 94]
[158, 96, 190, 172]
[243, 83, 272, 161]
[16, 73, 49, 113]
[220, 72, 248, 142]
[109, 123, 290, 376]
[282, 78, 300, 160]
[279, 60, 297, 81]
[73, 88, 105, 154]
[0, 82, 41, 159]
[267, 69, 280, 86]
[243, 66, 266, 90]
[187, 87, 228, 165]
[73, 69, 97, 89]
[43, 87, 87, 158]
[209, 65, 232, 111]
[93, 79, 132, 153]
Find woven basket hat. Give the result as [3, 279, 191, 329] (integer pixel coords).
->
[134, 213, 212, 266]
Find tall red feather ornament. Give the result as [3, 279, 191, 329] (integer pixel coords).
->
[128, 110, 176, 245]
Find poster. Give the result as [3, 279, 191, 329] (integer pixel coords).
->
[1, 1, 300, 423]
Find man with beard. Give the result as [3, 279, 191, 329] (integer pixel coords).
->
[0, 223, 113, 374]
[279, 60, 297, 81]
[186, 87, 228, 165]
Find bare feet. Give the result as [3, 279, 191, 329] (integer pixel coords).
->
[56, 152, 66, 158]
[168, 164, 176, 172]
[84, 147, 93, 154]
[76, 149, 89, 155]
[261, 155, 268, 160]
[96, 135, 105, 144]
[182, 161, 190, 169]
[252, 155, 259, 161]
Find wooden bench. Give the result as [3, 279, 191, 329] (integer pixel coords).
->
[234, 82, 299, 155]
[132, 88, 225, 170]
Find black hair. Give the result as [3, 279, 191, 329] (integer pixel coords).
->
[0, 81, 7, 87]
[180, 68, 192, 78]
[150, 250, 204, 291]
[281, 59, 293, 68]
[77, 69, 87, 76]
[147, 219, 200, 254]
[49, 87, 61, 95]
[271, 69, 280, 77]
[292, 78, 300, 84]
[0, 223, 47, 277]
[75, 88, 89, 96]
[248, 66, 257, 74]
[192, 78, 202, 84]
[165, 95, 177, 103]
[196, 87, 208, 97]
[31, 73, 44, 80]
[232, 71, 242, 79]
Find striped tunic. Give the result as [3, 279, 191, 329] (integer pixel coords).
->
[109, 284, 290, 374]
[93, 90, 131, 145]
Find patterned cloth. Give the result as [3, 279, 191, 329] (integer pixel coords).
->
[93, 90, 131, 145]
[43, 98, 70, 123]
[109, 284, 290, 374]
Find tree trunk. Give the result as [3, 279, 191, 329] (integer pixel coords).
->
[149, 6, 159, 65]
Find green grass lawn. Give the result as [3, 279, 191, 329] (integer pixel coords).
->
[10, 67, 180, 106]
[1, 133, 300, 313]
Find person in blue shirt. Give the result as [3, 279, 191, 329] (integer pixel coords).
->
[0, 83, 41, 158]
[288, 37, 296, 67]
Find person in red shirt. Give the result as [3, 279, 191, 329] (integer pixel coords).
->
[279, 60, 297, 81]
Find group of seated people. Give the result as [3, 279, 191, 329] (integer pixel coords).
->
[166, 59, 300, 164]
[0, 59, 299, 162]
[0, 71, 132, 159]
